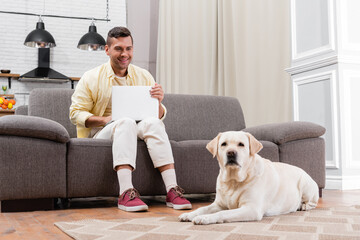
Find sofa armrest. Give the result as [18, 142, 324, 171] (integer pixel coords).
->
[0, 115, 70, 143]
[243, 121, 326, 145]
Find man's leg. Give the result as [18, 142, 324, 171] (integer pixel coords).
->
[158, 164, 177, 192]
[137, 117, 192, 210]
[116, 165, 133, 195]
[95, 118, 148, 212]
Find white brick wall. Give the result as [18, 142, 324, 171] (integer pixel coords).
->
[0, 0, 126, 107]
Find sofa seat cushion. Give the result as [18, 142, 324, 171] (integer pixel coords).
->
[66, 138, 279, 197]
[67, 138, 221, 197]
[0, 115, 70, 143]
[67, 138, 167, 197]
[67, 138, 118, 198]
[170, 140, 219, 193]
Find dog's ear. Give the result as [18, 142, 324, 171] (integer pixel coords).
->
[206, 133, 222, 158]
[245, 132, 263, 156]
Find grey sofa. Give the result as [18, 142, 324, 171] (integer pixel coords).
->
[0, 88, 326, 212]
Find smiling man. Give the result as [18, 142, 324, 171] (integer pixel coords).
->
[69, 27, 191, 212]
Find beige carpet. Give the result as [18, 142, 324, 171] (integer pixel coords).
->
[55, 205, 360, 240]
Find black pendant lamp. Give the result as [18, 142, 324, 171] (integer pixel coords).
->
[24, 16, 56, 48]
[77, 21, 106, 51]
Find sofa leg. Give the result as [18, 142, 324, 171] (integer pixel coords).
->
[58, 198, 70, 209]
[0, 198, 57, 212]
[319, 188, 323, 198]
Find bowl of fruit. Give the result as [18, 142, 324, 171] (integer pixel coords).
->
[0, 97, 16, 110]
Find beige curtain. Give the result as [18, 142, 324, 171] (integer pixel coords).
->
[157, 0, 292, 127]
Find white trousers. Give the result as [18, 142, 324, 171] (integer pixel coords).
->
[94, 117, 174, 170]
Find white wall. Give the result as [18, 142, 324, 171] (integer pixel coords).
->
[127, 0, 159, 77]
[0, 0, 126, 106]
[289, 0, 360, 189]
[295, 0, 330, 53]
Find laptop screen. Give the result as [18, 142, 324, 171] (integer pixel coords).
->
[111, 86, 159, 121]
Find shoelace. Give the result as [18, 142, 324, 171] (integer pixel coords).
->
[126, 188, 140, 200]
[173, 186, 185, 197]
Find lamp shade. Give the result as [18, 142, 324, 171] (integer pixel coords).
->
[77, 24, 106, 51]
[24, 21, 56, 48]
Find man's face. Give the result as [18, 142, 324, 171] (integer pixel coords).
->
[105, 36, 133, 75]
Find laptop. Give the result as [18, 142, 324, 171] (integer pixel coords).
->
[111, 86, 159, 121]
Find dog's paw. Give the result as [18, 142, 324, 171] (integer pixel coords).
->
[300, 202, 317, 211]
[179, 212, 196, 222]
[192, 214, 220, 225]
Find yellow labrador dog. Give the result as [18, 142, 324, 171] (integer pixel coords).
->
[179, 131, 319, 225]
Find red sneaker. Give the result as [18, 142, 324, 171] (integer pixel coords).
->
[166, 186, 192, 210]
[118, 188, 148, 212]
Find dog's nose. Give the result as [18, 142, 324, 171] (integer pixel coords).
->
[226, 150, 238, 166]
[227, 151, 236, 158]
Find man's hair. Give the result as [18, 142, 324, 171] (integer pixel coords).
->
[106, 26, 133, 46]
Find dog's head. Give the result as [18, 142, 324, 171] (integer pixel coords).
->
[206, 131, 263, 182]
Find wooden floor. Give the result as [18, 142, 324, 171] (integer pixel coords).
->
[0, 189, 359, 239]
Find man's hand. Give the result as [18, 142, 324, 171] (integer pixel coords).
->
[85, 115, 112, 128]
[150, 83, 165, 119]
[150, 83, 164, 103]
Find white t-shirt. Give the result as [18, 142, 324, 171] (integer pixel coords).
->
[90, 75, 127, 138]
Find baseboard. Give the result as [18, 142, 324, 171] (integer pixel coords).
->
[0, 198, 56, 212]
[325, 175, 360, 190]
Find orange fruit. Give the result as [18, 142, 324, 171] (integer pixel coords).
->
[1, 104, 7, 109]
[9, 99, 16, 105]
[3, 99, 8, 105]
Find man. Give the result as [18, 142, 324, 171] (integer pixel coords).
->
[69, 26, 191, 212]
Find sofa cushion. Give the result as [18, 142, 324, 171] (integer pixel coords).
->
[26, 90, 245, 141]
[0, 115, 70, 143]
[67, 138, 117, 197]
[28, 88, 77, 138]
[67, 138, 221, 197]
[163, 94, 246, 141]
[170, 140, 219, 193]
[67, 138, 167, 197]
